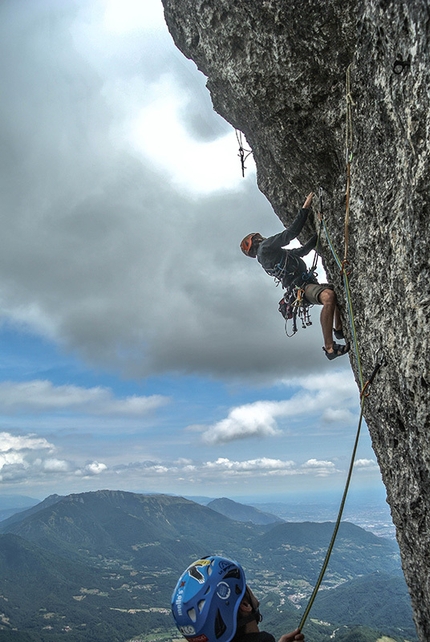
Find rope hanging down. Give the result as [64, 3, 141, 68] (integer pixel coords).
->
[298, 351, 385, 631]
[300, 214, 385, 629]
[298, 65, 383, 631]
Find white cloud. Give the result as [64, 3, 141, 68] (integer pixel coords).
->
[354, 458, 379, 470]
[322, 408, 355, 423]
[301, 459, 338, 476]
[199, 369, 359, 444]
[0, 435, 380, 493]
[102, 0, 165, 34]
[42, 458, 71, 473]
[80, 461, 108, 476]
[111, 455, 340, 483]
[202, 457, 338, 479]
[0, 452, 30, 471]
[205, 457, 296, 472]
[298, 371, 357, 397]
[0, 432, 54, 454]
[0, 430, 108, 485]
[0, 431, 58, 480]
[0, 380, 168, 416]
[201, 401, 286, 444]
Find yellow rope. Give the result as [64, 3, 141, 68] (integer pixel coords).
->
[344, 64, 354, 264]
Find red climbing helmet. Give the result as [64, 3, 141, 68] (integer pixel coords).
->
[240, 233, 263, 257]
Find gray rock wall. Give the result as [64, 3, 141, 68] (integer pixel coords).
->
[161, 0, 430, 638]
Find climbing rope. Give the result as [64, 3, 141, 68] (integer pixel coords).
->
[344, 64, 354, 267]
[310, 186, 325, 273]
[298, 351, 385, 631]
[321, 215, 364, 388]
[319, 65, 364, 385]
[298, 65, 381, 631]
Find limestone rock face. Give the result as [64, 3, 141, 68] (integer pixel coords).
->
[161, 0, 430, 638]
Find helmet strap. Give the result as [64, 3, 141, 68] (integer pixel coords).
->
[236, 607, 262, 630]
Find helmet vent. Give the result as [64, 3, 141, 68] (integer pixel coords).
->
[198, 600, 205, 613]
[214, 609, 227, 639]
[187, 608, 197, 623]
[189, 566, 205, 582]
[223, 568, 240, 580]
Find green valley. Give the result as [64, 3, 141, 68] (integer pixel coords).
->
[0, 491, 417, 642]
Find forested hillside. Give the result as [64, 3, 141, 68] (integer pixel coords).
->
[0, 491, 416, 641]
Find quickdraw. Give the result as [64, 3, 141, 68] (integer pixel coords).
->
[235, 130, 253, 178]
[279, 272, 315, 337]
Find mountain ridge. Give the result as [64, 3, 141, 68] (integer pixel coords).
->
[0, 489, 416, 641]
[207, 496, 284, 525]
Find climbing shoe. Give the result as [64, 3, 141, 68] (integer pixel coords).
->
[323, 342, 350, 360]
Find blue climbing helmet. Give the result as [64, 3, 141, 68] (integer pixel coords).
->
[171, 555, 247, 642]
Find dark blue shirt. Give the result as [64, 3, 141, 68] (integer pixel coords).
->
[232, 631, 276, 642]
[233, 632, 276, 642]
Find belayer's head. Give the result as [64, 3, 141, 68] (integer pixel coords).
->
[240, 233, 264, 258]
[171, 555, 262, 642]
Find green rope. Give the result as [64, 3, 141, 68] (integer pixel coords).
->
[342, 270, 364, 389]
[298, 393, 366, 630]
[322, 219, 342, 269]
[322, 219, 364, 389]
[298, 334, 384, 631]
[298, 182, 373, 629]
[298, 66, 380, 630]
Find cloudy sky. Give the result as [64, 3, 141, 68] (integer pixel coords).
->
[0, 0, 385, 506]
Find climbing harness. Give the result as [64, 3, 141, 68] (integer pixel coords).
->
[235, 129, 253, 177]
[277, 267, 316, 336]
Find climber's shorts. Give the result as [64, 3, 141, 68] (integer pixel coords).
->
[303, 283, 334, 305]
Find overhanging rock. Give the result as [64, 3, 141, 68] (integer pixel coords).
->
[161, 1, 430, 639]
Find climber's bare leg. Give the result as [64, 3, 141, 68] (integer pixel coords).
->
[319, 289, 337, 353]
[333, 305, 342, 335]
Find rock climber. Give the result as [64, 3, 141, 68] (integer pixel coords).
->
[171, 555, 305, 642]
[240, 192, 349, 360]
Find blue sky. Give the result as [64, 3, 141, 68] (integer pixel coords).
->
[0, 0, 385, 504]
